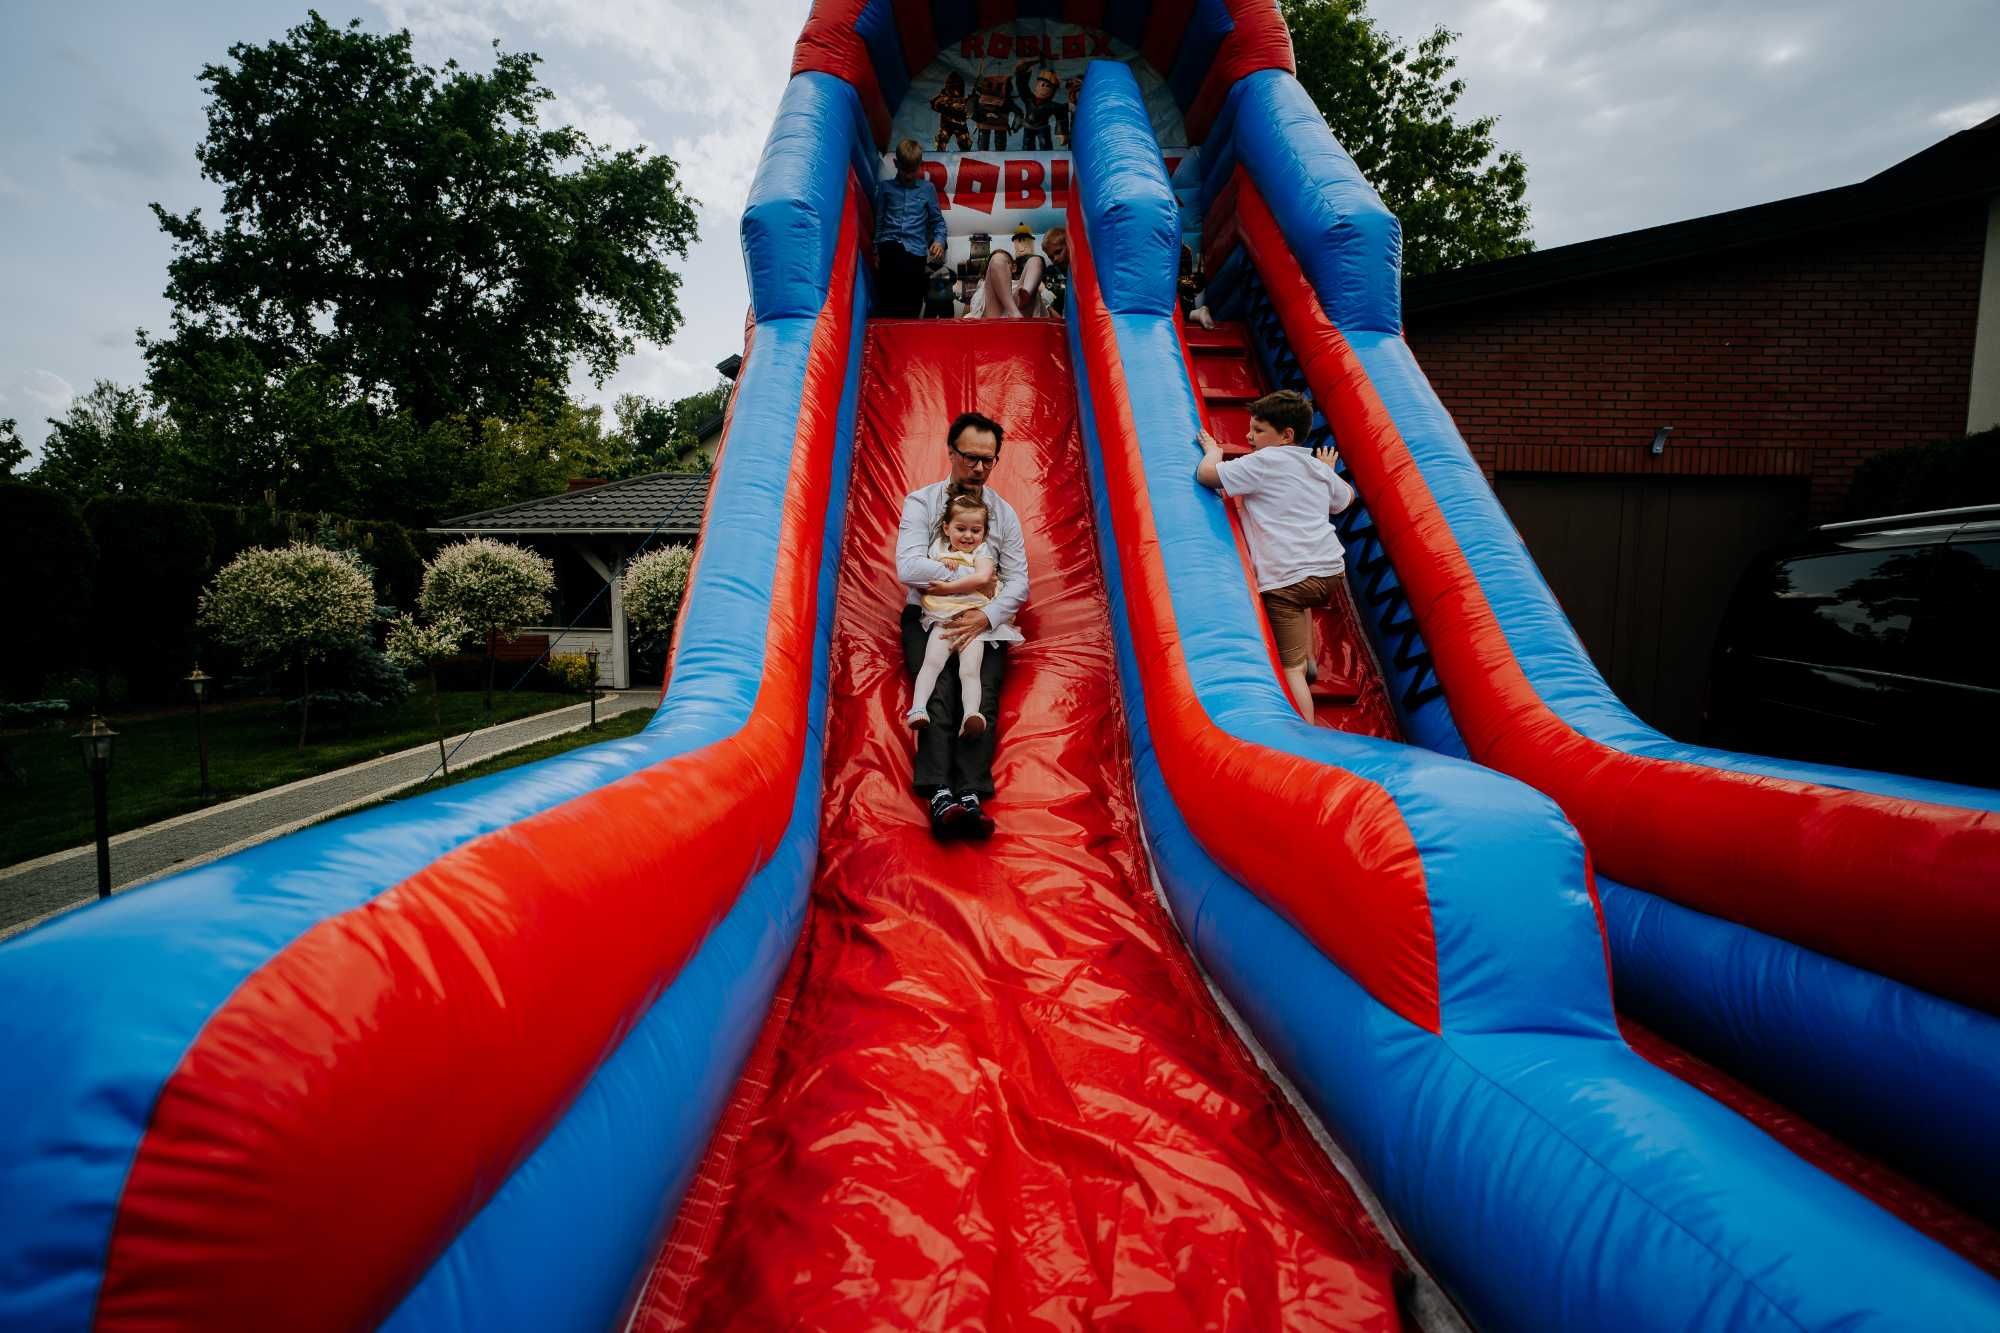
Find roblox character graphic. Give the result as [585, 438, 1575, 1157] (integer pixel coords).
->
[973, 73, 1017, 151]
[1015, 60, 1067, 151]
[930, 71, 971, 152]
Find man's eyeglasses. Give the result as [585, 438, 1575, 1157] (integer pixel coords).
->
[951, 447, 998, 471]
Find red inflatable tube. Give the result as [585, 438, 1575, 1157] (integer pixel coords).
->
[95, 197, 867, 1332]
[791, 1, 892, 144]
[1186, 2, 1297, 141]
[1067, 195, 1442, 1034]
[1233, 170, 2000, 1015]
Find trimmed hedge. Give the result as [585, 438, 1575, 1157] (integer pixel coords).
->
[1, 485, 429, 703]
[1843, 427, 2000, 521]
[84, 496, 216, 703]
[0, 482, 96, 698]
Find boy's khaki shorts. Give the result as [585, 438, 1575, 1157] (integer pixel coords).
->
[1261, 574, 1341, 668]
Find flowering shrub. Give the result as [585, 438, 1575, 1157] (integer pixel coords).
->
[199, 543, 376, 668]
[419, 538, 555, 708]
[546, 651, 596, 693]
[418, 538, 555, 636]
[622, 545, 693, 635]
[384, 612, 472, 670]
[197, 543, 377, 745]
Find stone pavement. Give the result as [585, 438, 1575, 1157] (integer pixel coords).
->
[0, 690, 656, 941]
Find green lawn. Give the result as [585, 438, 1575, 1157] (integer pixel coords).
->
[358, 707, 651, 813]
[0, 691, 579, 867]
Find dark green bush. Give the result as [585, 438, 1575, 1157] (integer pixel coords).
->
[0, 483, 96, 699]
[83, 495, 215, 704]
[1843, 428, 2000, 520]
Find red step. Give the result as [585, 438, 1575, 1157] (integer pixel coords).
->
[1184, 321, 1251, 354]
[1193, 355, 1262, 403]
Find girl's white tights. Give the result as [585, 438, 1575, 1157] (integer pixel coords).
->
[907, 628, 987, 735]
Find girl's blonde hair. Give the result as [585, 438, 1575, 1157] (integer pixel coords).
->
[937, 491, 989, 544]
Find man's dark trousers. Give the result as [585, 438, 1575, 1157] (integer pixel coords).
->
[902, 604, 1005, 799]
[876, 242, 928, 317]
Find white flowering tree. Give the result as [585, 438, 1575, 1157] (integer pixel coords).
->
[418, 537, 555, 711]
[198, 543, 377, 747]
[385, 612, 471, 773]
[622, 545, 693, 643]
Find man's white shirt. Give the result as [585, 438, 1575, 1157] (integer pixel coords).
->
[897, 481, 1029, 630]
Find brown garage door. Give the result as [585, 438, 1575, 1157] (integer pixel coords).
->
[1494, 474, 1808, 739]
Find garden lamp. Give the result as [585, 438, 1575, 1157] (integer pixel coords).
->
[585, 645, 601, 729]
[186, 664, 213, 800]
[75, 713, 117, 899]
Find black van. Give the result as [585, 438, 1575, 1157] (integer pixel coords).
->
[1706, 505, 1999, 787]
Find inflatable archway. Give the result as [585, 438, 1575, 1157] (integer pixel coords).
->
[3, 5, 1997, 1329]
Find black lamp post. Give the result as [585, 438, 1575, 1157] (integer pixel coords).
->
[76, 713, 117, 899]
[585, 645, 601, 730]
[186, 664, 212, 801]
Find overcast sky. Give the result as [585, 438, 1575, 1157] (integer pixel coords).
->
[4, 0, 1996, 459]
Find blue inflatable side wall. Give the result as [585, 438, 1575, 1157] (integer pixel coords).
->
[1070, 58, 2000, 1332]
[0, 72, 872, 1333]
[1205, 65, 2000, 1221]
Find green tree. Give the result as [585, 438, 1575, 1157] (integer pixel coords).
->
[31, 382, 184, 500]
[418, 537, 555, 710]
[0, 418, 26, 477]
[385, 611, 472, 773]
[197, 542, 377, 746]
[609, 378, 731, 476]
[449, 395, 622, 515]
[1282, 0, 1532, 275]
[145, 11, 699, 432]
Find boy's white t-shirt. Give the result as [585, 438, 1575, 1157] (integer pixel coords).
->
[1216, 445, 1357, 591]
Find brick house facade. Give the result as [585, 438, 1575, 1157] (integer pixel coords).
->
[1396, 115, 1999, 739]
[1407, 201, 1987, 518]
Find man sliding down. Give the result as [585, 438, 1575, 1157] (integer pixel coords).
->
[896, 411, 1029, 840]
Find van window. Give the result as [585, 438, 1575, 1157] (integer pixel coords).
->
[1923, 541, 2000, 689]
[1750, 547, 1931, 674]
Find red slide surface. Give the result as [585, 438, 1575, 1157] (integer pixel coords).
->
[632, 321, 1408, 1330]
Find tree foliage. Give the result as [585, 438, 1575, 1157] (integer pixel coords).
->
[0, 418, 26, 477]
[610, 379, 730, 476]
[198, 543, 377, 744]
[1281, 0, 1532, 275]
[200, 543, 377, 666]
[144, 10, 699, 435]
[30, 382, 182, 500]
[622, 545, 694, 635]
[418, 537, 555, 707]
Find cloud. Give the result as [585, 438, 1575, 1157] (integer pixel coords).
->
[1370, 0, 2000, 247]
[1932, 97, 2000, 131]
[68, 119, 179, 183]
[0, 170, 34, 204]
[20, 370, 76, 417]
[546, 79, 652, 154]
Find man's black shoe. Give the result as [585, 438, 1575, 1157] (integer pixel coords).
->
[956, 792, 995, 841]
[928, 787, 967, 838]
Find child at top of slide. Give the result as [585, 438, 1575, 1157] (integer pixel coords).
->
[1195, 389, 1356, 719]
[905, 492, 1024, 737]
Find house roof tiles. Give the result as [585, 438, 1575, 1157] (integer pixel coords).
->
[431, 470, 710, 536]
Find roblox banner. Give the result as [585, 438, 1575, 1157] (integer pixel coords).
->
[884, 151, 1197, 239]
[889, 19, 1187, 157]
[880, 150, 1204, 295]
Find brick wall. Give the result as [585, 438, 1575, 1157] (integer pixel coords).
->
[1405, 201, 1987, 518]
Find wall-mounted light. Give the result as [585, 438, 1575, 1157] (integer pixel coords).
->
[1649, 426, 1673, 457]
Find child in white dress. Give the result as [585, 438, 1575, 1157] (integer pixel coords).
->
[905, 492, 1023, 736]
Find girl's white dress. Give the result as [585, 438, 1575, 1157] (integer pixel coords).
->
[919, 538, 1024, 644]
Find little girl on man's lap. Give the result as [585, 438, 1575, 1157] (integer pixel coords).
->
[906, 492, 1024, 735]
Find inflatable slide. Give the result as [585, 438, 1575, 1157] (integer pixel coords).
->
[2, 5, 1997, 1330]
